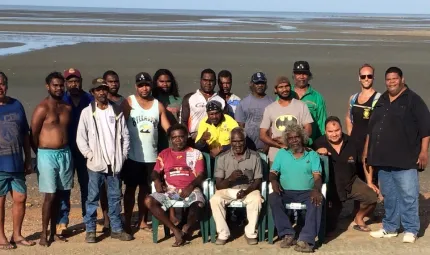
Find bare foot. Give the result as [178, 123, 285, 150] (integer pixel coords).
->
[11, 235, 36, 246]
[49, 234, 68, 243]
[172, 229, 185, 247]
[39, 235, 49, 247]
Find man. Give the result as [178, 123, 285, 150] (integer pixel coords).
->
[180, 69, 225, 140]
[145, 124, 206, 247]
[217, 70, 240, 116]
[364, 67, 430, 243]
[291, 61, 327, 143]
[195, 100, 239, 157]
[104, 70, 125, 106]
[345, 64, 381, 181]
[76, 78, 131, 243]
[210, 127, 263, 245]
[31, 72, 72, 246]
[268, 123, 323, 253]
[260, 76, 313, 162]
[121, 72, 171, 233]
[59, 68, 93, 234]
[98, 70, 124, 232]
[0, 72, 35, 249]
[314, 116, 378, 233]
[235, 72, 274, 152]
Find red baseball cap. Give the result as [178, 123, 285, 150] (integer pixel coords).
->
[64, 68, 82, 79]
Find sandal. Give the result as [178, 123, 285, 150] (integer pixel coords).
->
[10, 239, 36, 247]
[353, 225, 371, 232]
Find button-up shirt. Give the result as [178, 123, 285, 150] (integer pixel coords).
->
[214, 149, 263, 189]
[367, 87, 430, 169]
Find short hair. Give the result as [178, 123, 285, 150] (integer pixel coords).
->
[282, 123, 309, 147]
[103, 70, 119, 80]
[45, 71, 65, 85]
[385, 66, 403, 78]
[230, 127, 247, 140]
[0, 71, 8, 85]
[152, 69, 180, 98]
[167, 123, 188, 138]
[218, 70, 232, 85]
[325, 116, 342, 128]
[358, 64, 375, 74]
[201, 68, 216, 79]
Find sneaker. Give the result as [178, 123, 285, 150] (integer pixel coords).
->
[215, 238, 227, 245]
[279, 235, 296, 248]
[370, 229, 398, 238]
[111, 231, 133, 241]
[403, 232, 417, 243]
[294, 240, 314, 253]
[85, 232, 96, 243]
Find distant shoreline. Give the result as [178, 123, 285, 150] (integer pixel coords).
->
[1, 4, 430, 18]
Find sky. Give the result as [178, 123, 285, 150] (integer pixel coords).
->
[2, 0, 430, 14]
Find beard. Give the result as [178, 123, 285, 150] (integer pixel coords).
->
[278, 93, 292, 100]
[49, 93, 63, 100]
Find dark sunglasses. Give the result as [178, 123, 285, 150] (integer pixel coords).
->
[360, 74, 374, 80]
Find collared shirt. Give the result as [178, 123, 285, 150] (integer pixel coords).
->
[314, 134, 358, 201]
[195, 114, 239, 150]
[367, 87, 430, 169]
[63, 91, 93, 153]
[271, 149, 321, 190]
[214, 148, 263, 189]
[179, 89, 226, 136]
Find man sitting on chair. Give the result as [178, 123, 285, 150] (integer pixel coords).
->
[268, 123, 323, 253]
[144, 124, 206, 247]
[210, 127, 263, 245]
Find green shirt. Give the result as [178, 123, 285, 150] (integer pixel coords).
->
[157, 94, 183, 151]
[271, 149, 321, 190]
[276, 85, 327, 143]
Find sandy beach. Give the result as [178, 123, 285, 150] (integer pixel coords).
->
[1, 7, 430, 254]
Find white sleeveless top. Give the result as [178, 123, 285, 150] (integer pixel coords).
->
[127, 95, 159, 163]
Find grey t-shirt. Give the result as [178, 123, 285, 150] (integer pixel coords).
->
[260, 98, 314, 161]
[214, 149, 263, 190]
[235, 94, 274, 149]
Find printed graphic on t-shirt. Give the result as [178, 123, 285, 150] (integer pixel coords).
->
[275, 115, 298, 132]
[0, 115, 20, 156]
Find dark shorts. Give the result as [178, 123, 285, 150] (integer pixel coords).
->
[121, 159, 155, 187]
[346, 178, 378, 206]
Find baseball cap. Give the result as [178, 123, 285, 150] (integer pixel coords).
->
[64, 68, 82, 79]
[251, 72, 267, 83]
[90, 77, 108, 91]
[135, 72, 152, 85]
[293, 61, 311, 75]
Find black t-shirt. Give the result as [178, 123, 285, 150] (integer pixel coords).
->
[367, 87, 430, 169]
[314, 134, 358, 201]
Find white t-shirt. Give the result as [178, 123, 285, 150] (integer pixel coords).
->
[96, 105, 116, 166]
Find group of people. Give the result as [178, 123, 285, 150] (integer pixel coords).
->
[0, 60, 429, 252]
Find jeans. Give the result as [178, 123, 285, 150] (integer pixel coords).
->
[84, 169, 122, 233]
[57, 150, 88, 224]
[269, 190, 321, 245]
[378, 168, 420, 235]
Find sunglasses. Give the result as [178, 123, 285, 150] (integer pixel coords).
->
[360, 74, 374, 80]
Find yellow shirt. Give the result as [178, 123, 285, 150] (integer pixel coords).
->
[195, 114, 239, 149]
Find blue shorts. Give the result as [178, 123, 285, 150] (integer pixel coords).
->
[0, 171, 26, 196]
[37, 147, 74, 193]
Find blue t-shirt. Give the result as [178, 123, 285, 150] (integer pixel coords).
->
[235, 94, 274, 149]
[63, 91, 93, 152]
[0, 98, 29, 173]
[271, 149, 321, 190]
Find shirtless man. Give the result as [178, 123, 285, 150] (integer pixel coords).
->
[31, 72, 72, 246]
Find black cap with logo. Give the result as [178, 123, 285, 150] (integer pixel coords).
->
[293, 61, 312, 76]
[135, 72, 152, 86]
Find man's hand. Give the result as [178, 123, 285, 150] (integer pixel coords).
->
[202, 128, 211, 142]
[367, 183, 380, 194]
[417, 151, 428, 170]
[236, 189, 247, 199]
[180, 185, 194, 199]
[271, 181, 283, 195]
[154, 181, 167, 193]
[24, 158, 33, 175]
[228, 170, 243, 182]
[310, 189, 323, 206]
[316, 148, 330, 156]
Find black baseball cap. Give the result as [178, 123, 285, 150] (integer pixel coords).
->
[135, 72, 152, 85]
[293, 61, 312, 75]
[251, 72, 267, 83]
